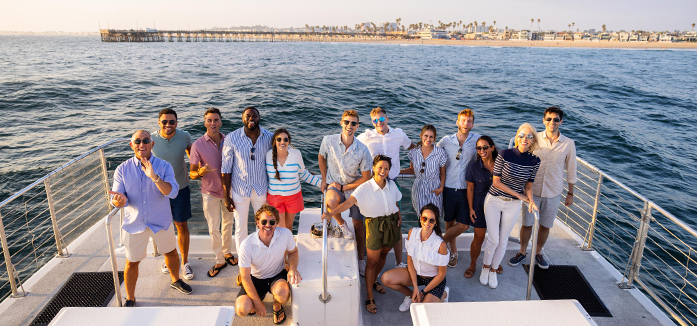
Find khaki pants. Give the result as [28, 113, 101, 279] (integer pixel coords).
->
[202, 193, 235, 265]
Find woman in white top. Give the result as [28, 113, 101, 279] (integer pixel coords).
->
[322, 155, 402, 315]
[382, 203, 449, 312]
[266, 128, 321, 229]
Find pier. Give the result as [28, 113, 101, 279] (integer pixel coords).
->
[99, 29, 410, 42]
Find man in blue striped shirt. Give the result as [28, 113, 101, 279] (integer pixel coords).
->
[221, 107, 273, 252]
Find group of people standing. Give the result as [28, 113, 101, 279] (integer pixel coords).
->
[109, 104, 576, 322]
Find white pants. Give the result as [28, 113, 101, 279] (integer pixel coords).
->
[483, 195, 522, 269]
[232, 190, 267, 251]
[202, 193, 235, 265]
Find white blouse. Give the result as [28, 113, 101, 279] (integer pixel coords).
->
[406, 227, 449, 278]
[351, 178, 402, 218]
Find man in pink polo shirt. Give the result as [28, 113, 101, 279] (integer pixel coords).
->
[190, 108, 237, 278]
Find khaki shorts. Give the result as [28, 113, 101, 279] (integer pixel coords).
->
[122, 224, 177, 262]
[522, 195, 561, 229]
[365, 213, 401, 251]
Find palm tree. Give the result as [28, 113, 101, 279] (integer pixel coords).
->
[693, 23, 695, 31]
[602, 24, 607, 32]
[537, 19, 541, 31]
[572, 22, 575, 29]
[530, 18, 534, 31]
[482, 21, 486, 32]
[568, 24, 571, 32]
[474, 21, 478, 32]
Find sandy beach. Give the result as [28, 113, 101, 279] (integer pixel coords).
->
[374, 38, 697, 49]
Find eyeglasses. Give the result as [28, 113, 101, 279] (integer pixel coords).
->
[455, 148, 463, 160]
[517, 133, 534, 140]
[250, 147, 256, 161]
[133, 138, 151, 145]
[372, 117, 386, 124]
[420, 216, 436, 225]
[545, 117, 561, 123]
[476, 145, 490, 151]
[276, 137, 289, 143]
[161, 120, 176, 125]
[259, 219, 276, 226]
[419, 162, 426, 174]
[342, 120, 358, 127]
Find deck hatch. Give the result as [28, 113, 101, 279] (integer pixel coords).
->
[30, 271, 124, 325]
[525, 264, 612, 317]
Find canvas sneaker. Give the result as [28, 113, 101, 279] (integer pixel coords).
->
[398, 296, 412, 312]
[161, 262, 169, 274]
[396, 262, 407, 268]
[183, 263, 194, 280]
[448, 253, 458, 268]
[339, 223, 354, 240]
[536, 254, 549, 269]
[170, 279, 193, 294]
[358, 260, 366, 277]
[443, 286, 450, 302]
[488, 270, 498, 289]
[508, 253, 527, 267]
[479, 266, 489, 286]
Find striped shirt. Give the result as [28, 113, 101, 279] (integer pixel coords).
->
[221, 127, 273, 198]
[436, 132, 481, 189]
[265, 147, 321, 196]
[489, 148, 541, 199]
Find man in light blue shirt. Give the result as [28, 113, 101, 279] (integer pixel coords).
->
[111, 130, 192, 307]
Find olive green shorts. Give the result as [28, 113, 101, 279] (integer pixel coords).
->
[365, 213, 401, 251]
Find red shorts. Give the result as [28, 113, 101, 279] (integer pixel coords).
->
[267, 191, 305, 214]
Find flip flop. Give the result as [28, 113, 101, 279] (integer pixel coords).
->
[373, 281, 386, 294]
[365, 298, 377, 314]
[497, 266, 504, 274]
[464, 266, 476, 279]
[273, 306, 286, 324]
[225, 255, 238, 266]
[207, 264, 227, 277]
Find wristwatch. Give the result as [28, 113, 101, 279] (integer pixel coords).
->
[152, 175, 161, 183]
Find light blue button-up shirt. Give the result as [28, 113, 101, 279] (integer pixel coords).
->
[112, 155, 179, 234]
[220, 127, 273, 198]
[437, 132, 481, 189]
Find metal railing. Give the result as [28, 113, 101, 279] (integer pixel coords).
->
[319, 193, 331, 303]
[525, 204, 540, 301]
[105, 208, 124, 307]
[557, 157, 697, 326]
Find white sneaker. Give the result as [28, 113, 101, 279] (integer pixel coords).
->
[488, 270, 498, 289]
[398, 296, 412, 312]
[161, 262, 169, 274]
[358, 260, 366, 277]
[443, 286, 450, 302]
[339, 223, 354, 239]
[183, 263, 194, 280]
[479, 267, 489, 286]
[396, 262, 407, 268]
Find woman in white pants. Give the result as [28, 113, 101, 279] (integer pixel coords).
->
[480, 123, 541, 289]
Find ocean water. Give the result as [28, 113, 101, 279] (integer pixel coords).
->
[1, 36, 697, 316]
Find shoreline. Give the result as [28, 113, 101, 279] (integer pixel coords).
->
[364, 39, 697, 49]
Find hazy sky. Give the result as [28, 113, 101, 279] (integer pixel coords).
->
[2, 0, 696, 32]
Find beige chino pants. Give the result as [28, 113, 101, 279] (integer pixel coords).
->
[202, 193, 235, 265]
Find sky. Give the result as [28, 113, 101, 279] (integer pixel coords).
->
[2, 0, 696, 33]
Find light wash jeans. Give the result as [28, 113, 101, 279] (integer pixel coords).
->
[483, 194, 522, 269]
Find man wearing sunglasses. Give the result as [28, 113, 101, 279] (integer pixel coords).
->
[110, 130, 192, 307]
[436, 109, 481, 268]
[151, 109, 194, 280]
[222, 107, 273, 254]
[509, 106, 577, 269]
[318, 110, 372, 272]
[356, 107, 415, 270]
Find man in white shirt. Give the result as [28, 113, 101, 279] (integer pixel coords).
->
[356, 107, 415, 269]
[235, 205, 301, 324]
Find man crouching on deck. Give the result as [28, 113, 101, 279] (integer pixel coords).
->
[236, 204, 301, 324]
[110, 130, 192, 307]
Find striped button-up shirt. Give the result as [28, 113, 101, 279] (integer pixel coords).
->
[532, 131, 577, 198]
[112, 155, 179, 234]
[221, 127, 273, 198]
[437, 132, 481, 189]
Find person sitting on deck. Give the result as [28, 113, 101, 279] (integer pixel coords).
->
[236, 204, 301, 324]
[381, 203, 449, 312]
[110, 130, 192, 308]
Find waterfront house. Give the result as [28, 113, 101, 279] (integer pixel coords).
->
[599, 32, 611, 41]
[659, 33, 674, 42]
[513, 30, 530, 40]
[574, 32, 583, 40]
[418, 29, 448, 39]
[619, 31, 630, 42]
[629, 33, 639, 42]
[639, 33, 649, 42]
[610, 32, 620, 41]
[544, 31, 556, 41]
[649, 33, 659, 42]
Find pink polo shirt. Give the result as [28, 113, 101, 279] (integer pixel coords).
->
[190, 133, 225, 198]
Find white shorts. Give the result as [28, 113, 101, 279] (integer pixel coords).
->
[122, 224, 177, 262]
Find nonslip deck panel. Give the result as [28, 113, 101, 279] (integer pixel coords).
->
[31, 271, 124, 326]
[525, 264, 612, 317]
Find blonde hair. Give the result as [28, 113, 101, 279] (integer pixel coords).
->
[457, 109, 475, 122]
[514, 123, 540, 153]
[254, 204, 280, 222]
[370, 107, 387, 117]
[341, 110, 360, 123]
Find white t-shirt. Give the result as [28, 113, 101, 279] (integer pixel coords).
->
[356, 127, 412, 179]
[238, 227, 296, 279]
[406, 227, 449, 277]
[351, 178, 402, 218]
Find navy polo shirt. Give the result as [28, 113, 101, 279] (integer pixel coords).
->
[465, 159, 493, 196]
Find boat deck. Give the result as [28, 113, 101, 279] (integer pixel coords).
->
[0, 217, 671, 326]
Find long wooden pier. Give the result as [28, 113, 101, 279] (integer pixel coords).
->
[99, 29, 410, 42]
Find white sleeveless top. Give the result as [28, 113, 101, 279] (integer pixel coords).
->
[405, 227, 449, 277]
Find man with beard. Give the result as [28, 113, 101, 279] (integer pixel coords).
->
[151, 109, 194, 280]
[222, 107, 273, 256]
[110, 130, 192, 307]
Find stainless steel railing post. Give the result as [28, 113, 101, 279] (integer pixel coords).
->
[99, 149, 112, 212]
[526, 204, 540, 301]
[619, 201, 651, 289]
[0, 210, 26, 297]
[582, 174, 603, 251]
[319, 193, 331, 303]
[106, 208, 123, 307]
[44, 178, 70, 258]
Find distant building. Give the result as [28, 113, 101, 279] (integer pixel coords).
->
[513, 30, 530, 41]
[418, 29, 448, 40]
[619, 31, 629, 42]
[574, 32, 583, 40]
[544, 31, 556, 41]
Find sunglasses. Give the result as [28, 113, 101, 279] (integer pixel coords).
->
[420, 216, 436, 225]
[259, 219, 276, 226]
[161, 120, 176, 125]
[342, 120, 358, 127]
[517, 133, 534, 140]
[276, 137, 289, 143]
[545, 117, 561, 123]
[476, 145, 490, 151]
[250, 147, 256, 161]
[455, 148, 463, 160]
[372, 117, 386, 124]
[420, 161, 426, 174]
[133, 138, 151, 145]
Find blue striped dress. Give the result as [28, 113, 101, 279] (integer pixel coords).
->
[408, 145, 448, 216]
[265, 147, 321, 196]
[488, 148, 541, 198]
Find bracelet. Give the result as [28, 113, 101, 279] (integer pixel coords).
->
[567, 192, 574, 196]
[420, 289, 427, 296]
[340, 184, 344, 192]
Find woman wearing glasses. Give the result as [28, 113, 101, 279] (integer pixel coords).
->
[266, 128, 321, 230]
[480, 123, 540, 289]
[321, 155, 402, 314]
[401, 125, 447, 216]
[381, 203, 449, 312]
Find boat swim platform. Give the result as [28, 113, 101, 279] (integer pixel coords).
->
[0, 211, 671, 326]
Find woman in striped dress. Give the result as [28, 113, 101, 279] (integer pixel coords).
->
[266, 128, 321, 229]
[402, 125, 447, 216]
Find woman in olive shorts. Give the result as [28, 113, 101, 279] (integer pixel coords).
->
[322, 155, 402, 314]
